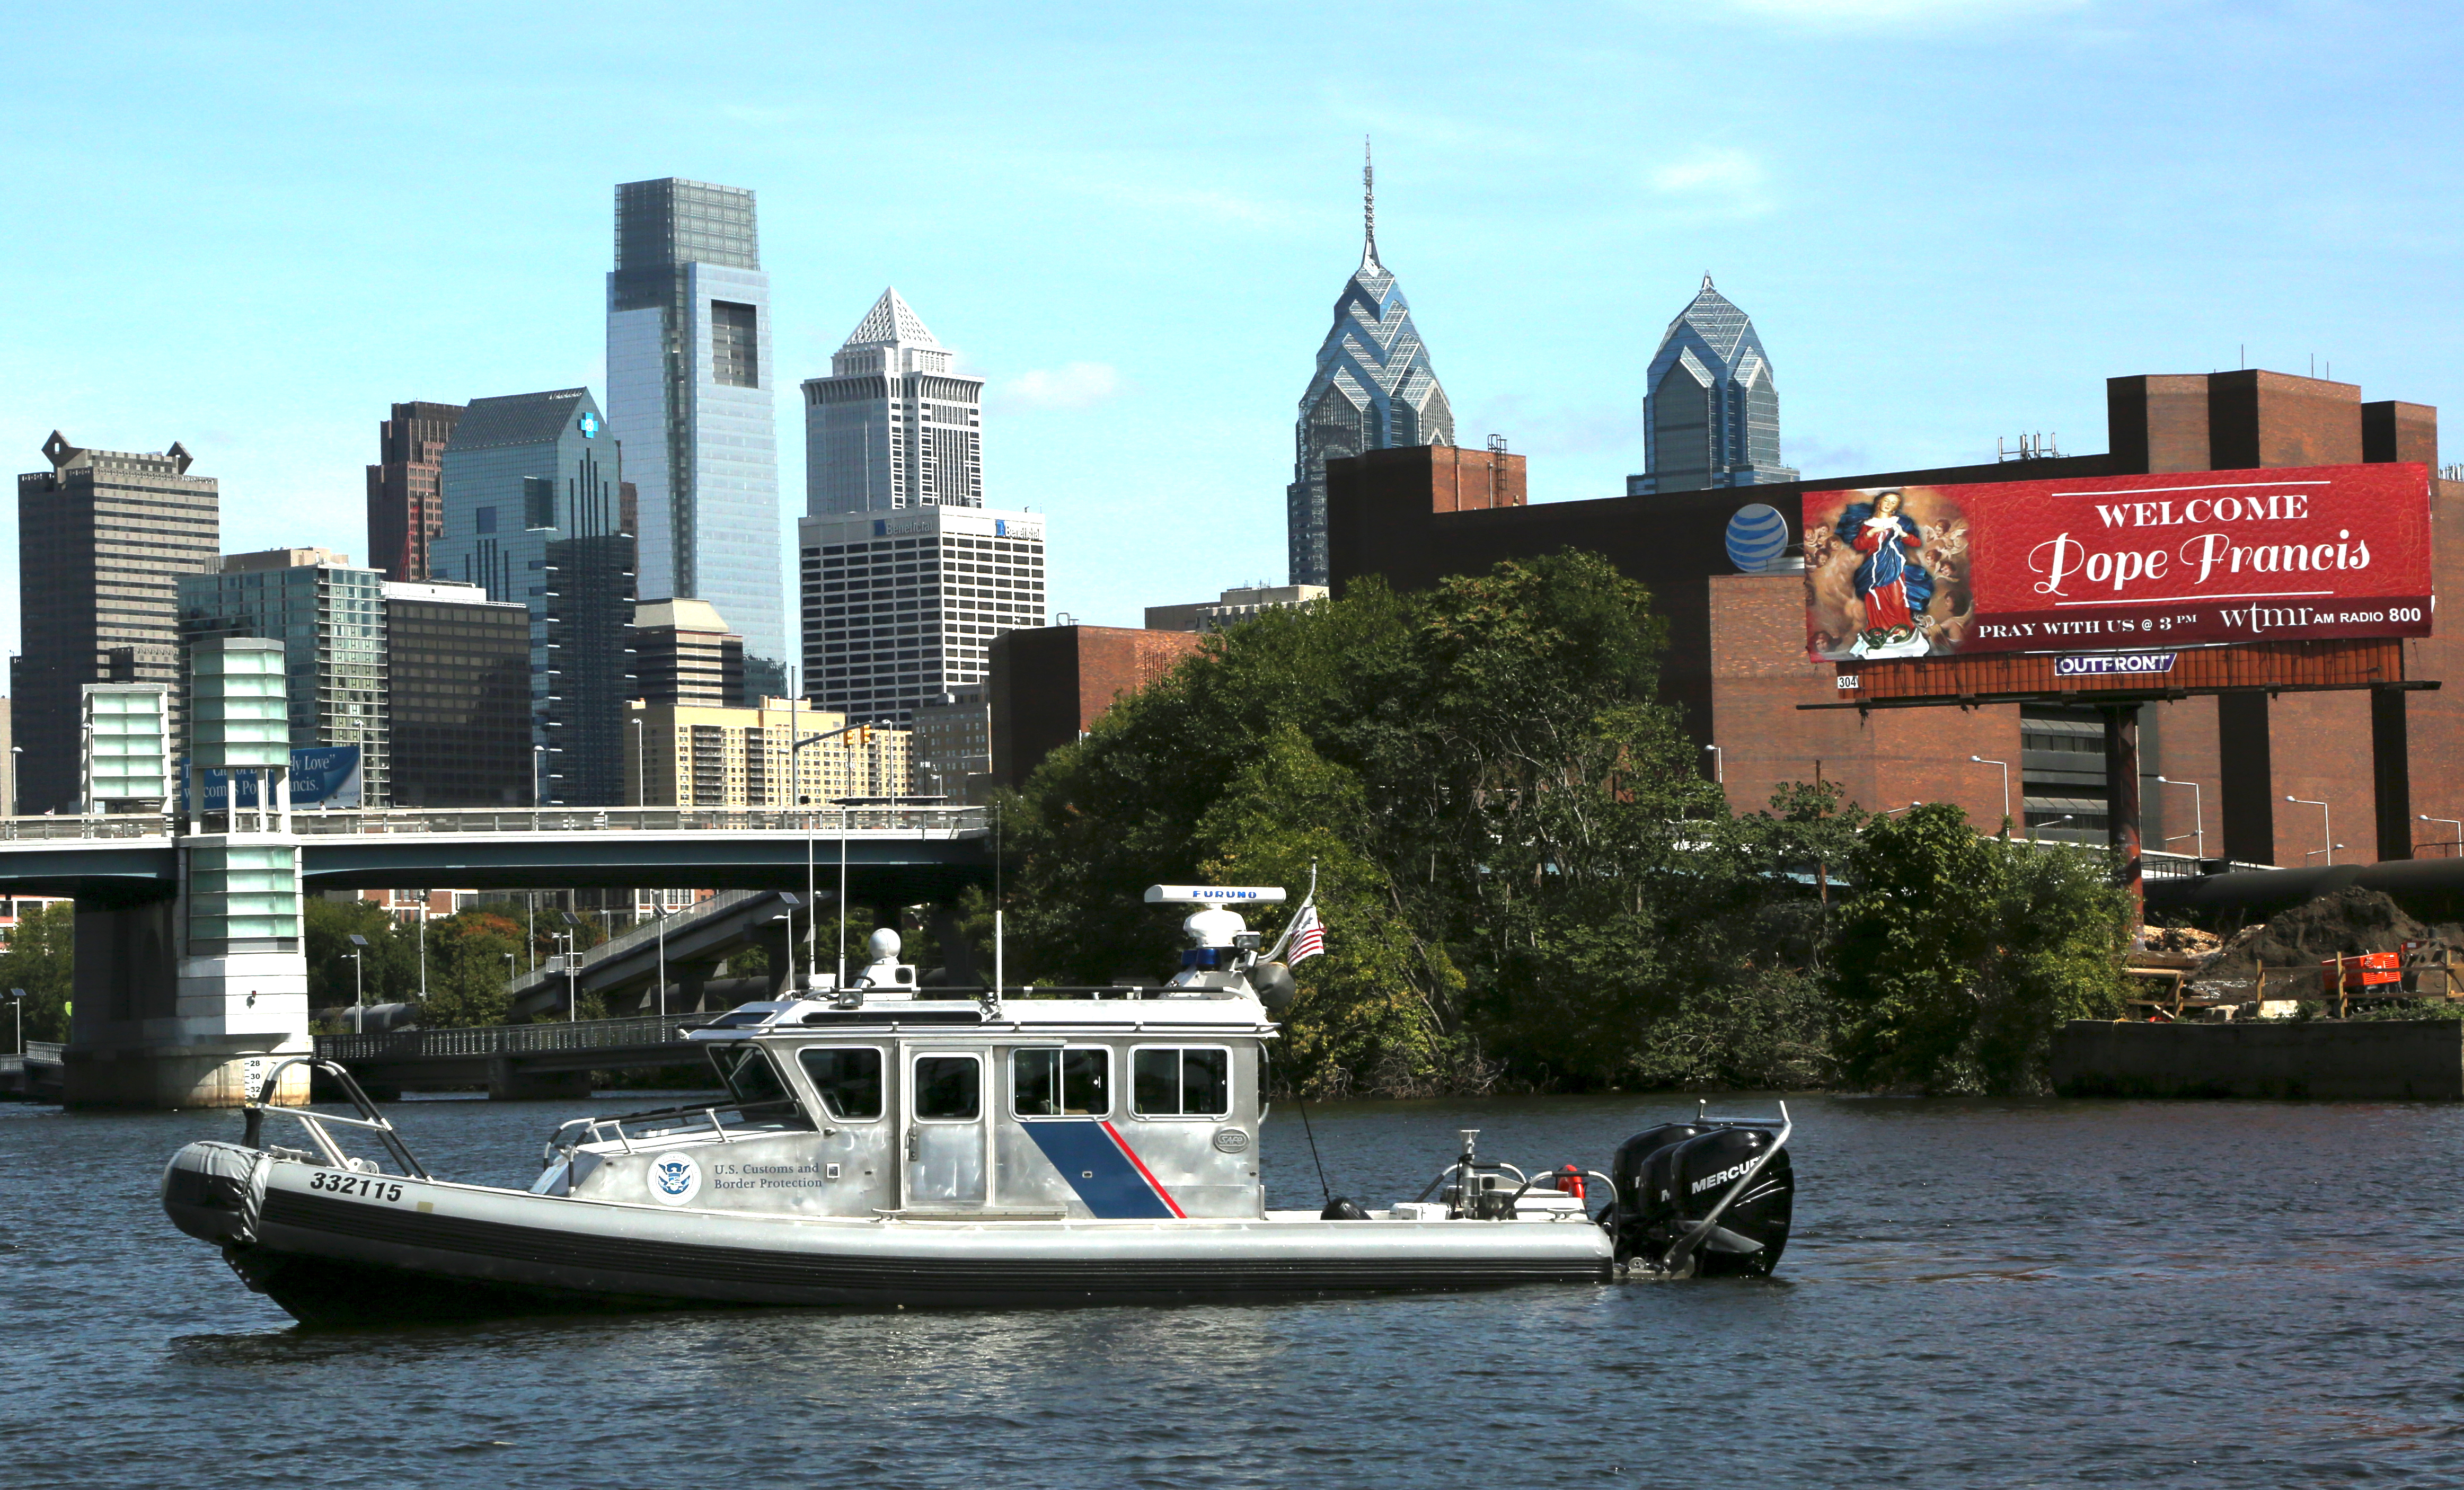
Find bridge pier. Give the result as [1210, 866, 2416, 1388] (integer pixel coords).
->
[63, 835, 312, 1108]
[488, 1060, 594, 1102]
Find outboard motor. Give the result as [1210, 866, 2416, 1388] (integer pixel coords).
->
[1607, 1104, 1794, 1278]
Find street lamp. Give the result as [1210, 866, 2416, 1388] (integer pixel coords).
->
[2031, 813, 2073, 845]
[793, 718, 885, 990]
[2287, 796, 2331, 866]
[8, 987, 23, 1056]
[413, 893, 429, 1004]
[533, 743, 546, 809]
[630, 715, 646, 809]
[1882, 801, 1923, 816]
[346, 933, 369, 1033]
[2155, 777, 2205, 860]
[2307, 842, 2347, 864]
[1970, 756, 2011, 823]
[1703, 744, 1723, 785]
[2419, 814, 2462, 859]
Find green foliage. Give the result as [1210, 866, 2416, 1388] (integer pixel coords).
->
[419, 909, 524, 1028]
[1831, 805, 2132, 1093]
[0, 902, 75, 1043]
[305, 896, 420, 1010]
[1000, 548, 2135, 1096]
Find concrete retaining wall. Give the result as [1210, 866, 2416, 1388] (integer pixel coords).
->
[2052, 1018, 2464, 1100]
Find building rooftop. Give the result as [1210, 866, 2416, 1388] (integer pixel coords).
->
[634, 598, 736, 634]
[223, 548, 354, 574]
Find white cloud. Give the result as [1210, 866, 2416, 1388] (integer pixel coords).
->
[998, 362, 1124, 412]
[1725, 0, 2085, 27]
[1652, 149, 1768, 197]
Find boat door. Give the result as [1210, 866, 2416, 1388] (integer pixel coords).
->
[903, 1049, 987, 1207]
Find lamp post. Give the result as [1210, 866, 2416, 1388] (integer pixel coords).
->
[1970, 755, 2010, 824]
[1882, 801, 1923, 817]
[2287, 795, 2331, 866]
[630, 715, 645, 809]
[503, 951, 516, 992]
[9, 987, 23, 1056]
[2155, 777, 2205, 860]
[346, 933, 369, 1033]
[413, 894, 429, 1004]
[2031, 813, 2073, 845]
[2307, 842, 2347, 864]
[792, 718, 882, 990]
[1703, 744, 1723, 785]
[2419, 814, 2462, 858]
[655, 901, 668, 1020]
[532, 743, 546, 809]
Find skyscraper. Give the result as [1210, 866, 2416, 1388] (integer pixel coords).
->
[429, 388, 638, 805]
[178, 551, 391, 806]
[384, 579, 532, 807]
[13, 433, 220, 813]
[802, 289, 984, 515]
[605, 178, 785, 698]
[1627, 276, 1798, 496]
[365, 401, 465, 582]
[800, 506, 1045, 729]
[1287, 147, 1454, 588]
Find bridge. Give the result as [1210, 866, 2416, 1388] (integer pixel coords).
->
[0, 806, 994, 1109]
[315, 1015, 717, 1101]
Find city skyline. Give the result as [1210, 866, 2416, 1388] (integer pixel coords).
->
[3, 3, 2458, 658]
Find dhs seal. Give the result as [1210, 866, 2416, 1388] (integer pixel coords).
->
[648, 1152, 702, 1206]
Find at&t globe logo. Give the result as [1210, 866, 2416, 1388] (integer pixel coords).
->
[648, 1152, 701, 1206]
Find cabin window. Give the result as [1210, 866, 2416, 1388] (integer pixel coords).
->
[799, 1046, 884, 1120]
[1131, 1046, 1231, 1119]
[1012, 1047, 1109, 1118]
[706, 1045, 805, 1122]
[912, 1054, 981, 1121]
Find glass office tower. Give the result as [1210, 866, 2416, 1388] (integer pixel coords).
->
[1627, 276, 1799, 496]
[606, 178, 787, 699]
[430, 389, 638, 806]
[1286, 149, 1453, 588]
[177, 554, 391, 806]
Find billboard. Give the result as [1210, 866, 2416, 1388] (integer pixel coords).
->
[184, 746, 365, 811]
[1804, 463, 2432, 662]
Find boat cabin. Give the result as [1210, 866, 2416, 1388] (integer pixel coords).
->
[537, 908, 1283, 1222]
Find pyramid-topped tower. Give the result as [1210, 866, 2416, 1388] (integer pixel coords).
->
[802, 288, 982, 515]
[1629, 276, 1797, 495]
[1285, 145, 1454, 587]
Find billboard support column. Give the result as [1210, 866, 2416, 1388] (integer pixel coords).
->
[2102, 705, 2143, 916]
[2218, 694, 2277, 866]
[2372, 687, 2414, 862]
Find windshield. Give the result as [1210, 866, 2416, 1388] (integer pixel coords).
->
[706, 1044, 806, 1123]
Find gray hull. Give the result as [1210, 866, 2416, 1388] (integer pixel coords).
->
[165, 1141, 1613, 1325]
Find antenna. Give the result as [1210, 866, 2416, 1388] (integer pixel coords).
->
[1362, 136, 1376, 258]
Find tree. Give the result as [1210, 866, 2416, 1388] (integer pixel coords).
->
[1831, 804, 2130, 1093]
[305, 896, 418, 1014]
[0, 902, 74, 1043]
[418, 909, 525, 1027]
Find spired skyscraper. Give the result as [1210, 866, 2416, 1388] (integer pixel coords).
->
[605, 178, 787, 698]
[1627, 276, 1798, 496]
[1286, 147, 1454, 588]
[802, 288, 983, 515]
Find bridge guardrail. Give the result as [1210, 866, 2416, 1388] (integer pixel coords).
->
[319, 1015, 713, 1064]
[0, 815, 173, 841]
[286, 806, 987, 837]
[23, 1041, 63, 1065]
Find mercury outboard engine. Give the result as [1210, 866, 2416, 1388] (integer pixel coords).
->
[1606, 1102, 1793, 1278]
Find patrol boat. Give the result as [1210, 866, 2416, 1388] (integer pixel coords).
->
[161, 886, 1795, 1325]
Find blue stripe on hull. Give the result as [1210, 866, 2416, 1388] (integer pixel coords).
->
[1021, 1121, 1177, 1219]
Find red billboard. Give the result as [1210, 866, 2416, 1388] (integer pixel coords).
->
[1803, 463, 2432, 662]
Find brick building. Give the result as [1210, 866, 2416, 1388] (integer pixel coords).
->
[1330, 370, 2460, 868]
[365, 401, 464, 583]
[988, 626, 1205, 789]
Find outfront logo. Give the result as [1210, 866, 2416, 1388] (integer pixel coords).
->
[649, 1153, 701, 1205]
[578, 411, 600, 438]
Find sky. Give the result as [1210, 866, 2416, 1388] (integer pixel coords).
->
[3, 0, 2459, 654]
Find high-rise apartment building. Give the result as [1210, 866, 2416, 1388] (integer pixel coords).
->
[177, 550, 391, 806]
[365, 401, 465, 582]
[907, 687, 988, 797]
[802, 289, 983, 515]
[430, 388, 638, 806]
[384, 579, 533, 806]
[623, 698, 907, 808]
[634, 599, 745, 707]
[605, 178, 785, 698]
[13, 433, 220, 813]
[800, 506, 1046, 729]
[1287, 150, 1453, 588]
[1627, 276, 1798, 496]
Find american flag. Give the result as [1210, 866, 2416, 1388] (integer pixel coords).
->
[1288, 902, 1325, 964]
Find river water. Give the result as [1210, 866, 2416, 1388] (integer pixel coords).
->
[4, 1091, 2461, 1487]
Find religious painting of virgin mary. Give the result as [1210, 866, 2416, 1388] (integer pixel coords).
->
[1802, 485, 1972, 661]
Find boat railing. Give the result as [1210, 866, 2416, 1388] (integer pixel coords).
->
[242, 1058, 432, 1179]
[544, 1096, 810, 1165]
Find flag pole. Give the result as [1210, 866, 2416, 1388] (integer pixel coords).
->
[1264, 859, 1318, 963]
